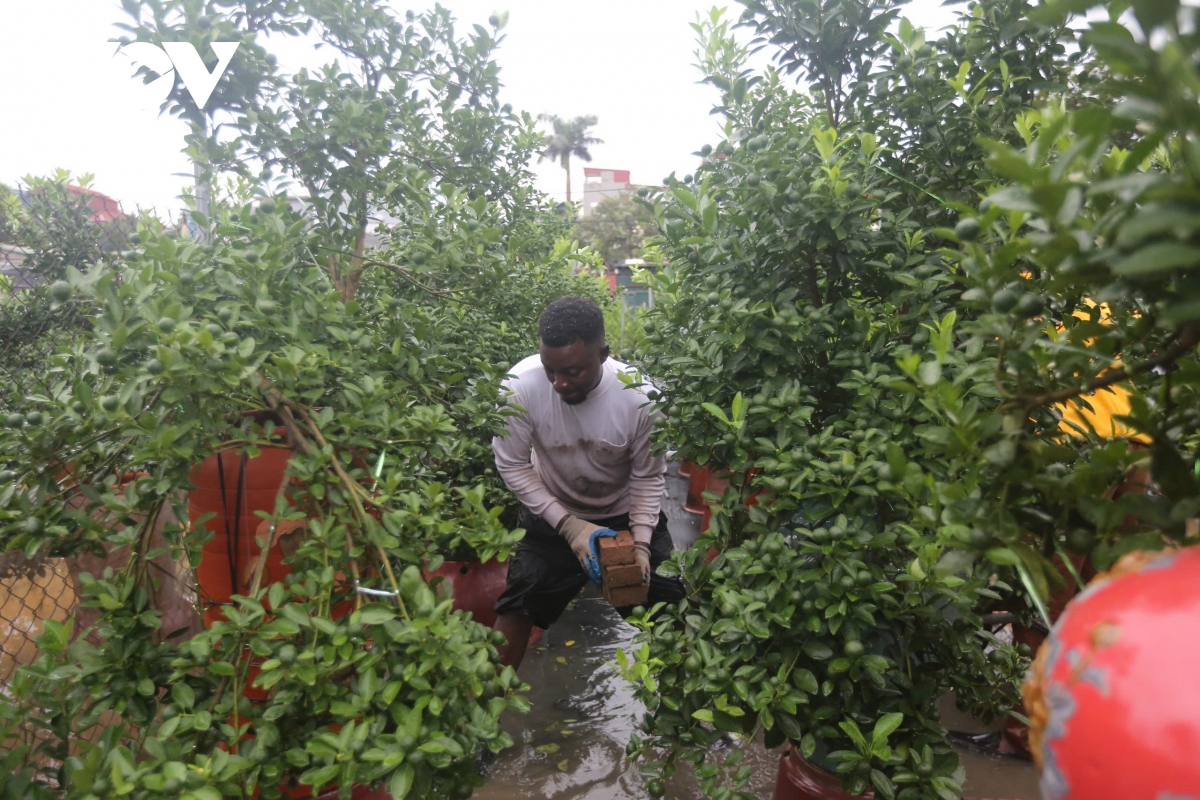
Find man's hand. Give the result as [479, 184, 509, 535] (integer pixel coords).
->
[634, 542, 651, 585]
[557, 516, 617, 584]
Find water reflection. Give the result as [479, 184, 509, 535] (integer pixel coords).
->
[474, 584, 1041, 800]
[474, 587, 781, 800]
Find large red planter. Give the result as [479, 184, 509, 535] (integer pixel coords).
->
[775, 749, 871, 800]
[427, 558, 509, 629]
[190, 449, 519, 798]
[686, 465, 710, 512]
[313, 786, 390, 800]
[427, 558, 542, 645]
[190, 445, 294, 627]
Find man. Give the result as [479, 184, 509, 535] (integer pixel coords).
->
[491, 296, 685, 669]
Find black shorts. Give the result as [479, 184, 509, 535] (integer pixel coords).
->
[494, 505, 686, 630]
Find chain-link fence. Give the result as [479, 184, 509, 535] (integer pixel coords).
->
[0, 179, 201, 752]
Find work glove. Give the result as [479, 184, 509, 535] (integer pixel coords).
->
[558, 516, 617, 584]
[634, 542, 652, 586]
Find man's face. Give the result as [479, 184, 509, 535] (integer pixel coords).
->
[539, 338, 610, 405]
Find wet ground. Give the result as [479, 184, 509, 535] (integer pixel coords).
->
[474, 588, 782, 800]
[474, 589, 1041, 800]
[474, 466, 1042, 800]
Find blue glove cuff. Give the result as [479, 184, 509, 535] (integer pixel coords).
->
[583, 527, 618, 584]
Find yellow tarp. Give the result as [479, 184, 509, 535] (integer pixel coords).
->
[1053, 301, 1138, 440]
[1057, 384, 1134, 438]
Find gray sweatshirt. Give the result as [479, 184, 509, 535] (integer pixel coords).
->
[492, 354, 665, 545]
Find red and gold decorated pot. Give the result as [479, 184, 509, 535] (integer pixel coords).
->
[1024, 545, 1200, 800]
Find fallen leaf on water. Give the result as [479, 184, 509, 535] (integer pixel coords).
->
[564, 640, 576, 646]
[555, 657, 567, 665]
[560, 729, 574, 737]
[535, 744, 561, 755]
[557, 759, 570, 772]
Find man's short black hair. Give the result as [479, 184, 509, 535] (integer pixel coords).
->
[539, 296, 606, 348]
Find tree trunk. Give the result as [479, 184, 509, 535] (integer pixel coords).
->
[565, 154, 572, 204]
[342, 226, 367, 303]
[193, 117, 213, 243]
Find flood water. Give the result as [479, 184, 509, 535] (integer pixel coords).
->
[474, 588, 1041, 800]
[473, 466, 1042, 800]
[474, 588, 781, 800]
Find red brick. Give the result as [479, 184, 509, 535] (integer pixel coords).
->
[604, 582, 649, 608]
[597, 530, 635, 566]
[603, 563, 644, 588]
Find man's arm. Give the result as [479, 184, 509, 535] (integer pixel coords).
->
[492, 384, 572, 531]
[627, 406, 666, 545]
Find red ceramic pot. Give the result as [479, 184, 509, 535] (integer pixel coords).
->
[686, 465, 710, 512]
[427, 558, 542, 645]
[677, 460, 694, 479]
[1025, 546, 1200, 800]
[312, 786, 391, 800]
[775, 748, 871, 800]
[427, 558, 508, 629]
[705, 468, 731, 503]
[190, 446, 294, 627]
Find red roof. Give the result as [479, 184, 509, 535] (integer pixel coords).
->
[583, 168, 631, 184]
[65, 185, 124, 222]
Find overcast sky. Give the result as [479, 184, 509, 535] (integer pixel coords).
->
[0, 0, 958, 220]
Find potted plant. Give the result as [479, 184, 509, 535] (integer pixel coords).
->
[617, 1, 1079, 797]
[0, 3, 614, 798]
[0, 192, 537, 798]
[889, 0, 1200, 760]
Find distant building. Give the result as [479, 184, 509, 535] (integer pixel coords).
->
[612, 258, 652, 308]
[581, 167, 633, 218]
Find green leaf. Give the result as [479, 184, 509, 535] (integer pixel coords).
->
[778, 713, 805, 740]
[801, 733, 816, 759]
[731, 391, 746, 426]
[802, 641, 832, 660]
[399, 565, 423, 598]
[838, 719, 867, 750]
[701, 402, 732, 428]
[355, 605, 396, 625]
[871, 768, 897, 800]
[360, 668, 378, 704]
[1113, 242, 1200, 276]
[389, 765, 414, 799]
[985, 547, 1021, 566]
[917, 361, 941, 387]
[983, 439, 1015, 466]
[701, 196, 718, 232]
[871, 712, 904, 747]
[171, 683, 195, 709]
[792, 668, 818, 694]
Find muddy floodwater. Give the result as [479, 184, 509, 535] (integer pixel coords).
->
[474, 587, 1042, 800]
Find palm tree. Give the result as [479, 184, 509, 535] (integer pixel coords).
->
[538, 114, 603, 204]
